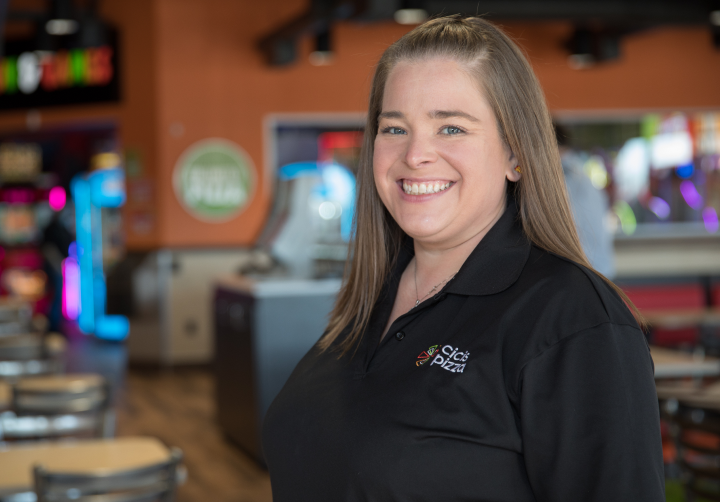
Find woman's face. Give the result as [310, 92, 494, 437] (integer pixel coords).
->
[373, 58, 520, 249]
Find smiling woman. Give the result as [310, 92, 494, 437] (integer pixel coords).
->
[262, 15, 664, 502]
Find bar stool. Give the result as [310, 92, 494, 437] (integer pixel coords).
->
[661, 384, 720, 501]
[34, 446, 184, 502]
[0, 374, 113, 441]
[0, 437, 185, 502]
[0, 299, 33, 337]
[0, 333, 66, 380]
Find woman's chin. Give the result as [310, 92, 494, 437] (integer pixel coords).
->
[398, 221, 452, 243]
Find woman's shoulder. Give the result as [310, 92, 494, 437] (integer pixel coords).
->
[497, 245, 647, 393]
[508, 245, 641, 346]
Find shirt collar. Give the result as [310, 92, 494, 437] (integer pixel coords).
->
[446, 200, 531, 296]
[394, 199, 531, 298]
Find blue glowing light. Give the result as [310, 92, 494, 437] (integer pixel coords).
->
[278, 162, 321, 180]
[676, 163, 695, 179]
[71, 171, 129, 341]
[95, 315, 130, 341]
[71, 177, 95, 334]
[321, 164, 356, 242]
[89, 168, 126, 207]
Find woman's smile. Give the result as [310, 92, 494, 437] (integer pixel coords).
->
[397, 179, 455, 201]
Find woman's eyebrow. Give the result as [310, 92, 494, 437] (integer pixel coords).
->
[378, 111, 404, 120]
[429, 110, 479, 122]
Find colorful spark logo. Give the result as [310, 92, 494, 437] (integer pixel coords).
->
[416, 345, 441, 366]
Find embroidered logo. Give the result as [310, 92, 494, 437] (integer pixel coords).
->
[416, 345, 441, 366]
[417, 344, 469, 373]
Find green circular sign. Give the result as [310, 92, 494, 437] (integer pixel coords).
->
[173, 138, 256, 222]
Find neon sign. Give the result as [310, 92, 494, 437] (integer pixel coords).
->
[0, 47, 113, 96]
[0, 35, 119, 110]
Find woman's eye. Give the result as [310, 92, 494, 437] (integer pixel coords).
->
[440, 126, 463, 135]
[382, 127, 406, 135]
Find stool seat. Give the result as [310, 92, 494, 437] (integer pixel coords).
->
[16, 374, 105, 394]
[0, 437, 173, 496]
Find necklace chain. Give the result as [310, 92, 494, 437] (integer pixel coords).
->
[413, 260, 457, 307]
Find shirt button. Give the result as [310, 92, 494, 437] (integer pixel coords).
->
[395, 331, 405, 341]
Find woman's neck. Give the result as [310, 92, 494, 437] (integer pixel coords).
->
[412, 202, 507, 296]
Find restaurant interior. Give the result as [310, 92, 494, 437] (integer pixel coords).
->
[0, 0, 719, 500]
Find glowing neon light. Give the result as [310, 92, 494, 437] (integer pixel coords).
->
[61, 256, 80, 320]
[680, 181, 703, 209]
[70, 171, 129, 341]
[48, 186, 66, 211]
[613, 200, 637, 235]
[676, 163, 694, 179]
[95, 316, 130, 341]
[648, 197, 671, 220]
[1, 188, 34, 204]
[703, 207, 719, 233]
[71, 177, 94, 334]
[0, 46, 113, 96]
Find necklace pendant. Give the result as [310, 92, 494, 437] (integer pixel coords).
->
[415, 299, 420, 307]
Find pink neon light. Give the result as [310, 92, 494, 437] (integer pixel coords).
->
[1, 188, 35, 204]
[680, 181, 703, 209]
[49, 186, 66, 212]
[61, 257, 81, 320]
[703, 207, 719, 233]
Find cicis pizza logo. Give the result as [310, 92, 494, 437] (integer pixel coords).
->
[416, 344, 469, 373]
[416, 345, 441, 366]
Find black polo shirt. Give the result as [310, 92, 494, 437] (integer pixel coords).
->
[262, 202, 664, 502]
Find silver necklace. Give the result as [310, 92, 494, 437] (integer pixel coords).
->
[413, 260, 457, 307]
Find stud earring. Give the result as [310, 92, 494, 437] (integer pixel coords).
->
[515, 165, 521, 173]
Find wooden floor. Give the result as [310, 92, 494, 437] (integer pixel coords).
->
[114, 367, 273, 502]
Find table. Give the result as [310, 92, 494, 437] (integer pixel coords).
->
[651, 345, 720, 379]
[0, 436, 171, 497]
[655, 380, 720, 411]
[643, 308, 720, 330]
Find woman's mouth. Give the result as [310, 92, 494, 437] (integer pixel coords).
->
[401, 180, 453, 195]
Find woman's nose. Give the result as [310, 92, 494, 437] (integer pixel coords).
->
[404, 133, 438, 168]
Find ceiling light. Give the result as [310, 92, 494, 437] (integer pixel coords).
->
[309, 51, 333, 66]
[711, 10, 720, 26]
[394, 9, 428, 25]
[567, 54, 595, 70]
[45, 19, 79, 35]
[310, 29, 333, 66]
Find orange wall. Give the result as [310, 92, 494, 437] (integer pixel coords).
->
[504, 22, 720, 111]
[0, 0, 160, 249]
[1, 1, 719, 249]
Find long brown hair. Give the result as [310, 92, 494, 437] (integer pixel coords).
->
[320, 15, 644, 354]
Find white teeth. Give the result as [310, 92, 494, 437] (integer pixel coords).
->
[402, 181, 452, 195]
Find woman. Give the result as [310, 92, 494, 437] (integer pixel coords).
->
[262, 15, 664, 501]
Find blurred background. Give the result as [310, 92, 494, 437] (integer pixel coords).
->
[0, 0, 718, 501]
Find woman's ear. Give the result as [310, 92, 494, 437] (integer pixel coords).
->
[506, 150, 521, 182]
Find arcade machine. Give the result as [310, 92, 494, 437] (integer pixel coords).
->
[0, 142, 57, 318]
[0, 124, 122, 339]
[214, 129, 360, 462]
